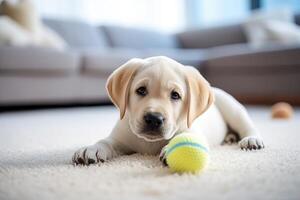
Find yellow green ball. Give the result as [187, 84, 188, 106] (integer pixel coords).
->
[166, 133, 209, 174]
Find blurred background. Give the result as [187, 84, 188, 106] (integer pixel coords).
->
[33, 0, 300, 32]
[0, 0, 300, 109]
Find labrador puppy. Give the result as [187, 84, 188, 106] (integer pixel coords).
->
[72, 56, 264, 165]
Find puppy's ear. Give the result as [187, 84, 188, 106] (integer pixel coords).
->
[184, 66, 214, 128]
[106, 58, 144, 119]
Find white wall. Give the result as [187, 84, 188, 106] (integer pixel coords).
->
[33, 0, 253, 31]
[33, 0, 186, 33]
[185, 0, 250, 28]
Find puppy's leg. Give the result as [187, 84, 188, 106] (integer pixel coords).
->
[213, 88, 264, 150]
[72, 137, 130, 165]
[159, 145, 168, 166]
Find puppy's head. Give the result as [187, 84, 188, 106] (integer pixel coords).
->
[107, 56, 214, 142]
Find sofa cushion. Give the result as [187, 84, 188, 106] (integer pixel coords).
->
[0, 46, 80, 74]
[43, 19, 109, 49]
[202, 44, 300, 104]
[141, 48, 205, 68]
[82, 48, 142, 76]
[101, 25, 179, 49]
[177, 24, 247, 49]
[204, 44, 300, 71]
[82, 48, 205, 76]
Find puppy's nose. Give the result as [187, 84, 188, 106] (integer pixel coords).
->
[144, 112, 165, 129]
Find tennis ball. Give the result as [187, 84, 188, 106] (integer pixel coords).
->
[165, 133, 209, 174]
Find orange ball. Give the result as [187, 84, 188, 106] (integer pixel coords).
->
[271, 102, 293, 119]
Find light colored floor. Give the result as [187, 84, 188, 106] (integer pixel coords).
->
[0, 106, 299, 200]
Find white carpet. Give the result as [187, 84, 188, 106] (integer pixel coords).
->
[0, 106, 300, 200]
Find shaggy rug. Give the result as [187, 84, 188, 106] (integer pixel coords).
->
[0, 106, 299, 200]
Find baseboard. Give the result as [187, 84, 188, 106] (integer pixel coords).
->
[0, 102, 113, 113]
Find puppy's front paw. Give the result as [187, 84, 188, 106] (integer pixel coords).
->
[72, 144, 106, 165]
[239, 136, 265, 150]
[159, 146, 168, 166]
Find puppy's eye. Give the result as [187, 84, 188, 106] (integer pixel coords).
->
[136, 86, 147, 96]
[171, 91, 181, 100]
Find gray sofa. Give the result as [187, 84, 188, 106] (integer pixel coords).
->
[1, 16, 300, 107]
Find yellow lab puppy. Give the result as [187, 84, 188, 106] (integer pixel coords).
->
[73, 56, 264, 165]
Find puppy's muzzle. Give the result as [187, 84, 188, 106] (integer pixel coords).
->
[143, 112, 165, 133]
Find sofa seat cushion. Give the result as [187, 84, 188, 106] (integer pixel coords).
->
[0, 46, 80, 74]
[204, 44, 300, 72]
[82, 48, 142, 76]
[101, 25, 179, 49]
[82, 48, 205, 77]
[203, 44, 300, 104]
[141, 48, 205, 68]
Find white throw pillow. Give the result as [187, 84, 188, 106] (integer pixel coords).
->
[0, 16, 67, 50]
[243, 9, 300, 47]
[264, 20, 300, 44]
[0, 0, 67, 50]
[0, 16, 32, 46]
